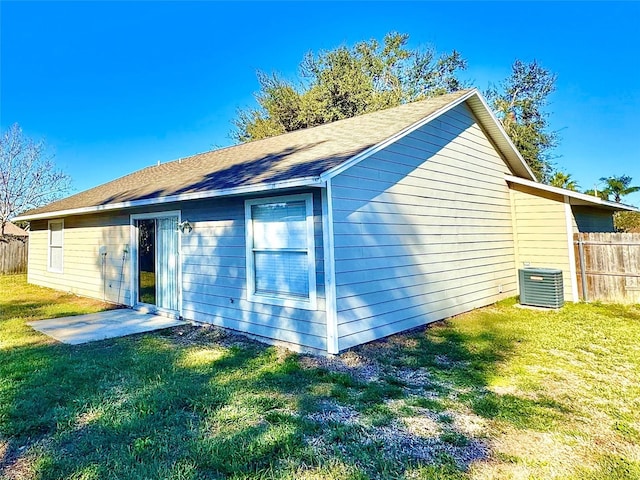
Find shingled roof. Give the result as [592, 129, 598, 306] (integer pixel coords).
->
[18, 89, 534, 220]
[2, 222, 28, 236]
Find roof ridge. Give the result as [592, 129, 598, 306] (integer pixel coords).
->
[173, 89, 475, 167]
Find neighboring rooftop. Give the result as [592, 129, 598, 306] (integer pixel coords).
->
[2, 222, 28, 236]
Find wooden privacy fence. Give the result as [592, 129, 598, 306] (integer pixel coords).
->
[0, 236, 28, 274]
[574, 232, 640, 304]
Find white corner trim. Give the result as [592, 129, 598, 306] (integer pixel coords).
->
[321, 181, 339, 354]
[564, 196, 580, 302]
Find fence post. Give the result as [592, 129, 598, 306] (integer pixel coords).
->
[577, 235, 588, 302]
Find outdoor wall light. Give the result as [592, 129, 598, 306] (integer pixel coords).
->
[178, 220, 193, 234]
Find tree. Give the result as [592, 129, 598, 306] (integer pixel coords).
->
[233, 32, 467, 142]
[598, 175, 640, 203]
[583, 188, 609, 200]
[614, 211, 640, 232]
[0, 123, 71, 235]
[549, 171, 579, 191]
[485, 60, 558, 183]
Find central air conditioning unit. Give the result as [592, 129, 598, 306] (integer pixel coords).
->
[518, 268, 564, 308]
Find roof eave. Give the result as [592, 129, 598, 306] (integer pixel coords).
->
[17, 89, 539, 221]
[14, 175, 325, 221]
[506, 174, 639, 211]
[465, 94, 537, 181]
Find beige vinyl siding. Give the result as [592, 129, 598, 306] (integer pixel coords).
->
[28, 214, 131, 304]
[180, 191, 327, 352]
[331, 103, 517, 351]
[510, 184, 575, 301]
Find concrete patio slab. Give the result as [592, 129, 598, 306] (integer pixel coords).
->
[28, 309, 186, 345]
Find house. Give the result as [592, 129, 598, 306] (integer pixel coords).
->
[15, 89, 636, 354]
[0, 221, 29, 275]
[2, 221, 29, 237]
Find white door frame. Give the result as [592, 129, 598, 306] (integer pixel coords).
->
[130, 211, 182, 318]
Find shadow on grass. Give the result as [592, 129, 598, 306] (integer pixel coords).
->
[0, 327, 458, 479]
[1, 337, 255, 478]
[0, 296, 115, 325]
[0, 307, 572, 479]
[363, 316, 571, 431]
[0, 299, 88, 325]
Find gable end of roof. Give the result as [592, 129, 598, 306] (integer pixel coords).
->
[319, 88, 536, 183]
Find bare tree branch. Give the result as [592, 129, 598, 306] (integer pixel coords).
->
[0, 123, 72, 235]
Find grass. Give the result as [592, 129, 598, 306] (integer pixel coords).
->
[139, 270, 156, 305]
[1, 274, 640, 479]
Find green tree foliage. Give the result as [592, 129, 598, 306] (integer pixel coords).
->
[549, 171, 579, 191]
[614, 211, 640, 232]
[583, 188, 609, 200]
[233, 35, 562, 187]
[232, 32, 467, 142]
[485, 60, 558, 183]
[598, 175, 640, 203]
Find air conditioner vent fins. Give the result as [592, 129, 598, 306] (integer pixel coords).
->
[519, 268, 564, 308]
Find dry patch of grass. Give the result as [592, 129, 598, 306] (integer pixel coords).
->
[292, 300, 640, 479]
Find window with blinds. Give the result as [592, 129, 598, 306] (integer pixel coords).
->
[245, 194, 317, 309]
[48, 220, 64, 273]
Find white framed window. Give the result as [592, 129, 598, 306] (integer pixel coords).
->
[48, 219, 64, 273]
[245, 193, 317, 310]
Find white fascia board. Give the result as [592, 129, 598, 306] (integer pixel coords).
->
[465, 94, 537, 181]
[506, 174, 639, 211]
[563, 195, 580, 302]
[14, 176, 324, 221]
[318, 89, 479, 182]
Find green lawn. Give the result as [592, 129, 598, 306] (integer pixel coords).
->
[1, 274, 640, 480]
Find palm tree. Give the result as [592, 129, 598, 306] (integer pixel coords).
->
[584, 188, 609, 200]
[599, 175, 640, 203]
[549, 171, 579, 191]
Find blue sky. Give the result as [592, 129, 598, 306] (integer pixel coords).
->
[2, 1, 639, 206]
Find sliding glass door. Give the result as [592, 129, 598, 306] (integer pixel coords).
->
[156, 217, 178, 311]
[135, 214, 179, 314]
[138, 219, 157, 305]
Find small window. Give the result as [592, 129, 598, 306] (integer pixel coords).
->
[48, 220, 64, 273]
[245, 194, 317, 309]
